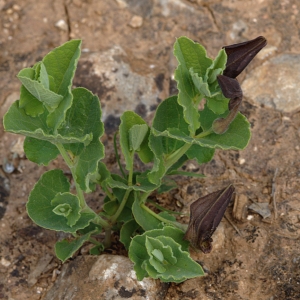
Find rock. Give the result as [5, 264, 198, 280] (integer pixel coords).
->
[242, 54, 300, 113]
[27, 253, 53, 287]
[129, 15, 143, 28]
[73, 46, 162, 121]
[43, 255, 167, 300]
[55, 19, 68, 31]
[125, 0, 153, 18]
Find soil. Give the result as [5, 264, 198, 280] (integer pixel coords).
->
[1, 0, 300, 299]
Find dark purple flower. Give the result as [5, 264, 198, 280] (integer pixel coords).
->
[184, 185, 235, 253]
[212, 37, 267, 134]
[223, 36, 267, 79]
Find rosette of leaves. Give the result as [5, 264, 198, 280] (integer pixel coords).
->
[129, 226, 204, 283]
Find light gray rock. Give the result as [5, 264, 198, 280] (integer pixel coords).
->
[43, 255, 167, 300]
[242, 54, 300, 113]
[74, 46, 161, 121]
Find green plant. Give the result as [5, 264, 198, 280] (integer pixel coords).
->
[3, 36, 266, 283]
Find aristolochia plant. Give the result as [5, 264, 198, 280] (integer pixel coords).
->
[3, 36, 266, 283]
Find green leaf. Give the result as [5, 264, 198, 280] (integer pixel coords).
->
[128, 227, 201, 283]
[19, 85, 45, 117]
[103, 199, 118, 216]
[24, 137, 59, 165]
[120, 219, 141, 250]
[43, 40, 81, 95]
[3, 101, 92, 145]
[166, 154, 189, 174]
[152, 111, 251, 150]
[17, 67, 63, 111]
[132, 198, 161, 231]
[107, 173, 158, 193]
[186, 143, 215, 164]
[190, 68, 210, 96]
[39, 62, 50, 89]
[206, 95, 229, 115]
[129, 124, 149, 151]
[51, 193, 81, 227]
[26, 170, 95, 233]
[190, 68, 229, 115]
[89, 244, 105, 255]
[62, 88, 105, 192]
[120, 111, 153, 170]
[205, 48, 227, 83]
[143, 236, 204, 283]
[55, 231, 93, 262]
[174, 36, 212, 133]
[146, 236, 176, 272]
[43, 39, 82, 130]
[148, 96, 189, 185]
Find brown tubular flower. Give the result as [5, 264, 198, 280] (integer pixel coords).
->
[184, 185, 235, 254]
[212, 36, 267, 134]
[223, 36, 267, 79]
[212, 75, 243, 134]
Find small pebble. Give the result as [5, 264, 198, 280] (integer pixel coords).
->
[1, 257, 11, 267]
[239, 158, 246, 165]
[55, 19, 68, 31]
[129, 15, 143, 28]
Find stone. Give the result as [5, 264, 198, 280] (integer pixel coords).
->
[55, 19, 68, 31]
[73, 46, 161, 121]
[43, 255, 167, 300]
[242, 54, 300, 113]
[128, 15, 143, 28]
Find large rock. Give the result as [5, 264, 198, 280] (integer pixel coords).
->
[242, 54, 300, 113]
[43, 255, 167, 300]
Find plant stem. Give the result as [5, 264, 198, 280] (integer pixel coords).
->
[141, 203, 188, 232]
[110, 188, 132, 223]
[110, 150, 136, 223]
[103, 228, 112, 248]
[88, 237, 102, 246]
[140, 191, 152, 204]
[195, 128, 214, 138]
[164, 128, 214, 171]
[114, 131, 127, 179]
[164, 143, 192, 171]
[127, 151, 134, 186]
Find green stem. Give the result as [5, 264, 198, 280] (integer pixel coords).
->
[140, 191, 152, 204]
[127, 151, 134, 186]
[110, 151, 135, 223]
[88, 237, 102, 246]
[164, 143, 192, 171]
[103, 228, 112, 248]
[110, 188, 132, 223]
[114, 131, 127, 179]
[164, 128, 214, 171]
[195, 128, 214, 138]
[141, 203, 188, 232]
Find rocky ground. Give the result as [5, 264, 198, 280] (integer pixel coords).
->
[1, 0, 300, 299]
